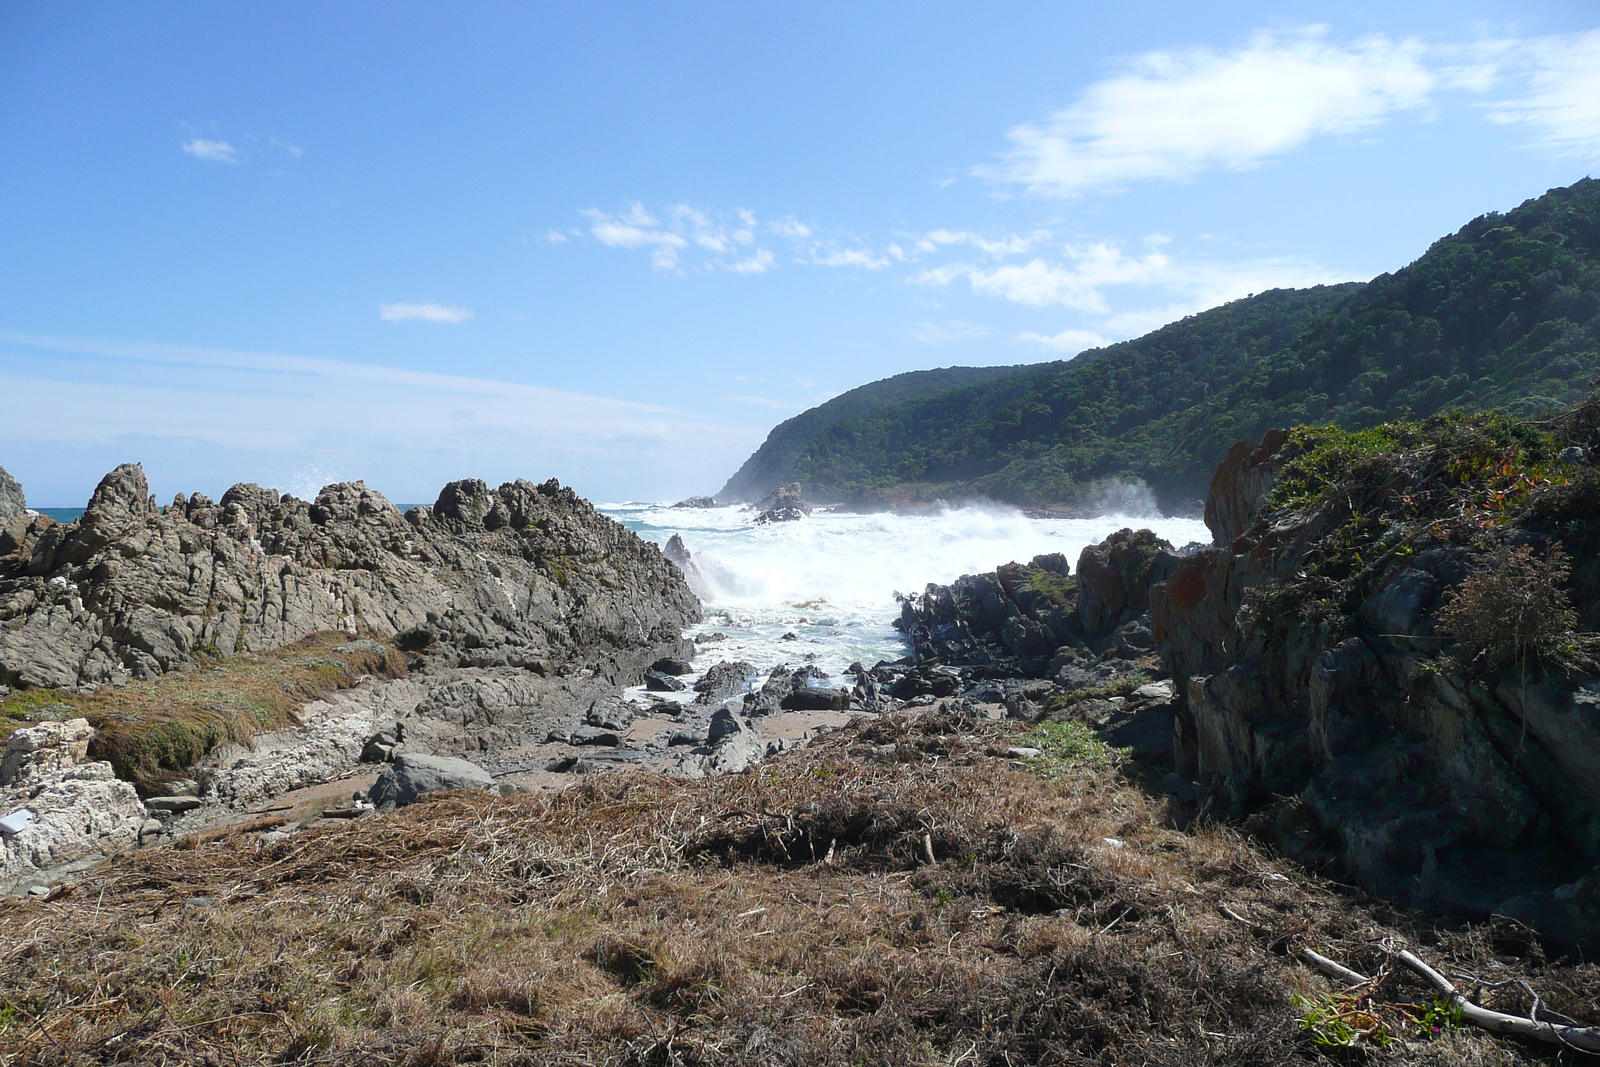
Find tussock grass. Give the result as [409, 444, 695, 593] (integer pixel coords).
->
[0, 706, 1590, 1065]
[0, 634, 405, 792]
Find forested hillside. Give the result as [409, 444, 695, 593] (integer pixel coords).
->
[722, 178, 1600, 513]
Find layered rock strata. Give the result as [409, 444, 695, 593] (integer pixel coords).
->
[0, 465, 699, 690]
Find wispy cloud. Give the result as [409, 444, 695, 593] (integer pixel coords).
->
[1018, 328, 1108, 355]
[270, 137, 304, 157]
[769, 217, 812, 239]
[977, 26, 1444, 197]
[727, 249, 776, 275]
[910, 320, 989, 347]
[811, 248, 890, 270]
[182, 138, 240, 164]
[721, 394, 797, 410]
[379, 302, 475, 324]
[1487, 29, 1600, 158]
[0, 332, 758, 504]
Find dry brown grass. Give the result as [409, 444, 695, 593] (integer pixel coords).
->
[0, 633, 406, 792]
[0, 706, 1592, 1065]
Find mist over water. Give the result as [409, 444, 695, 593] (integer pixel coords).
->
[602, 503, 1211, 680]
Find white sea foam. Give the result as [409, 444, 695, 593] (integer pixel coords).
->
[602, 503, 1211, 682]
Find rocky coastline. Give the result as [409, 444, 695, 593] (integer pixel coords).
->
[0, 464, 880, 893]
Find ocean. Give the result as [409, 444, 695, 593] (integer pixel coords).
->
[29, 501, 1211, 684]
[601, 503, 1211, 683]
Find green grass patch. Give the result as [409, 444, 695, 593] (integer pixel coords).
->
[1, 633, 405, 793]
[1019, 720, 1121, 774]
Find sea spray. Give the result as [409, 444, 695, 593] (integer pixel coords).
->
[603, 502, 1209, 680]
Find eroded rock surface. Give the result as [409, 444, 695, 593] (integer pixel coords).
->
[0, 465, 699, 690]
[1, 719, 146, 890]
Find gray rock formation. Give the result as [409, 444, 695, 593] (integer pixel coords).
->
[0, 467, 24, 524]
[0, 464, 699, 690]
[1, 719, 147, 890]
[1151, 429, 1600, 951]
[368, 753, 497, 808]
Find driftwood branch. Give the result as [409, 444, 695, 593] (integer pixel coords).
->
[1292, 939, 1600, 1053]
[1296, 946, 1370, 988]
[1393, 948, 1600, 1054]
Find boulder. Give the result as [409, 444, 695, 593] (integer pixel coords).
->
[650, 656, 692, 676]
[645, 670, 687, 692]
[671, 496, 719, 509]
[779, 687, 850, 711]
[1, 718, 93, 787]
[692, 660, 756, 704]
[367, 754, 496, 808]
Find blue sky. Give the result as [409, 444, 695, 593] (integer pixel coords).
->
[1, 2, 1596, 505]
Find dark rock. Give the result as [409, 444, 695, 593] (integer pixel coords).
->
[585, 697, 636, 731]
[662, 534, 709, 599]
[693, 660, 756, 703]
[780, 687, 850, 711]
[751, 482, 811, 524]
[645, 670, 686, 692]
[1075, 529, 1182, 641]
[651, 656, 693, 676]
[672, 496, 719, 508]
[1203, 429, 1288, 546]
[368, 754, 495, 808]
[569, 726, 620, 747]
[707, 706, 744, 742]
[668, 727, 707, 746]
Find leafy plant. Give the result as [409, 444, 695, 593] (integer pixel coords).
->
[1438, 543, 1578, 669]
[1295, 993, 1394, 1048]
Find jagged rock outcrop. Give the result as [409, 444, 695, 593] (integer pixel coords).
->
[1151, 419, 1600, 950]
[752, 482, 811, 524]
[671, 496, 719, 509]
[663, 533, 710, 600]
[1, 719, 147, 889]
[0, 464, 699, 690]
[896, 535, 1181, 679]
[0, 467, 24, 524]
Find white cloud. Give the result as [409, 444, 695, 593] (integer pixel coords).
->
[182, 138, 240, 164]
[914, 229, 1048, 257]
[583, 203, 770, 272]
[270, 137, 304, 157]
[769, 217, 812, 239]
[727, 249, 776, 275]
[542, 230, 569, 244]
[812, 248, 890, 270]
[1488, 30, 1600, 157]
[978, 26, 1439, 196]
[379, 302, 475, 324]
[1017, 329, 1108, 355]
[910, 321, 989, 347]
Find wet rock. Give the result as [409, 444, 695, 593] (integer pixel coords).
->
[650, 656, 693, 676]
[693, 660, 756, 704]
[672, 496, 719, 509]
[645, 670, 687, 692]
[751, 482, 811, 525]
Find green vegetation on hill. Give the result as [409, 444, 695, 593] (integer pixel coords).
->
[724, 178, 1600, 513]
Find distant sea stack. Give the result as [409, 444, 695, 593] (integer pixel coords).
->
[0, 464, 700, 690]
